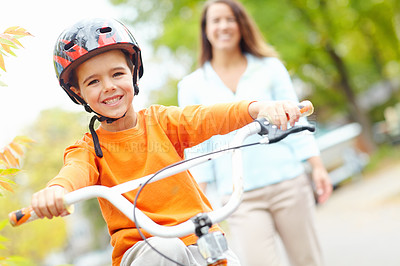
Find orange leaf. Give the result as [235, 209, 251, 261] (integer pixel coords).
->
[4, 26, 32, 37]
[4, 26, 21, 32]
[0, 152, 8, 168]
[1, 43, 12, 54]
[10, 37, 23, 48]
[13, 135, 35, 146]
[0, 33, 17, 47]
[9, 142, 24, 157]
[0, 180, 14, 192]
[3, 148, 19, 168]
[0, 53, 5, 71]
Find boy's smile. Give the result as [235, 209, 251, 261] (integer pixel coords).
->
[72, 49, 137, 130]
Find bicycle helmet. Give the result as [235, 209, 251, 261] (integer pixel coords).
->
[54, 17, 143, 105]
[53, 18, 144, 158]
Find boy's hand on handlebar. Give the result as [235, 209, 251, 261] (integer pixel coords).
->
[32, 185, 69, 219]
[249, 101, 301, 130]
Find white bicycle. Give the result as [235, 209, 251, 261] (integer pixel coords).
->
[9, 102, 315, 266]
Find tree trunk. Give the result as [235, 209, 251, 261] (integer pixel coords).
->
[287, 0, 377, 153]
[325, 43, 377, 153]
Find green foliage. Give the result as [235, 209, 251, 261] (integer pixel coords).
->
[0, 136, 34, 195]
[0, 24, 33, 195]
[148, 78, 179, 106]
[0, 108, 97, 263]
[0, 25, 34, 265]
[0, 255, 35, 266]
[110, 0, 400, 127]
[369, 89, 400, 122]
[22, 108, 89, 184]
[363, 143, 400, 172]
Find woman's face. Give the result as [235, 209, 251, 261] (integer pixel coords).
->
[205, 2, 241, 53]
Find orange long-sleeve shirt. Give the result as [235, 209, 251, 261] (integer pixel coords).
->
[48, 101, 253, 265]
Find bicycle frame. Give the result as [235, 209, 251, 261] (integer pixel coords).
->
[9, 102, 315, 266]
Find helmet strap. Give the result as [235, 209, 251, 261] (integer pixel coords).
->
[89, 115, 104, 158]
[133, 52, 139, 95]
[61, 75, 132, 158]
[89, 112, 127, 158]
[61, 80, 89, 106]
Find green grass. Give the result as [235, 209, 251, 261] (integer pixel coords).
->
[364, 143, 400, 173]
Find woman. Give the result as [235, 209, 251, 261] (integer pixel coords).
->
[178, 0, 332, 265]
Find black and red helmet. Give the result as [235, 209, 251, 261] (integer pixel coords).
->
[53, 17, 143, 104]
[53, 18, 144, 158]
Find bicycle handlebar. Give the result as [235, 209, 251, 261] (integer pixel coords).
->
[9, 101, 315, 238]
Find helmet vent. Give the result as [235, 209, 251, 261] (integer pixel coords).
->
[98, 27, 112, 34]
[64, 40, 76, 51]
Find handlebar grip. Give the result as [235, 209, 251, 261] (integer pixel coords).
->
[298, 100, 314, 117]
[283, 101, 314, 121]
[9, 204, 74, 227]
[9, 206, 38, 227]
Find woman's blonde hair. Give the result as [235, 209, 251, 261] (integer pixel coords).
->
[199, 0, 278, 66]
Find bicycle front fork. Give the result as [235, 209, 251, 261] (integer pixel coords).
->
[192, 214, 229, 266]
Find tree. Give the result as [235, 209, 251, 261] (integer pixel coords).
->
[110, 0, 400, 152]
[0, 25, 33, 195]
[0, 25, 35, 265]
[0, 138, 35, 266]
[0, 108, 109, 264]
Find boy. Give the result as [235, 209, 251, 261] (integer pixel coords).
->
[32, 18, 301, 265]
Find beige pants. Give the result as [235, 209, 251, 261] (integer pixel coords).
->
[223, 174, 323, 266]
[121, 236, 241, 266]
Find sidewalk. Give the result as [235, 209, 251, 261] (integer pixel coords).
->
[316, 160, 400, 266]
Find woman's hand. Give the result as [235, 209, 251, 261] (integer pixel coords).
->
[312, 166, 332, 204]
[308, 156, 332, 204]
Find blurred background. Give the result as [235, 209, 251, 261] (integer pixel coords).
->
[0, 0, 399, 265]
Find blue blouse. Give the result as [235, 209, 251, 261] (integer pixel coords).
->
[178, 54, 319, 195]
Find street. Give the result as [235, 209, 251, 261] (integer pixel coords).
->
[316, 160, 400, 266]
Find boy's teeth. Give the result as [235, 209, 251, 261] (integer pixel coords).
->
[104, 97, 120, 104]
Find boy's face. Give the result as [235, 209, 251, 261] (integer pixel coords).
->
[72, 49, 135, 119]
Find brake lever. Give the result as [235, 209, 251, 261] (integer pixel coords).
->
[255, 118, 316, 144]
